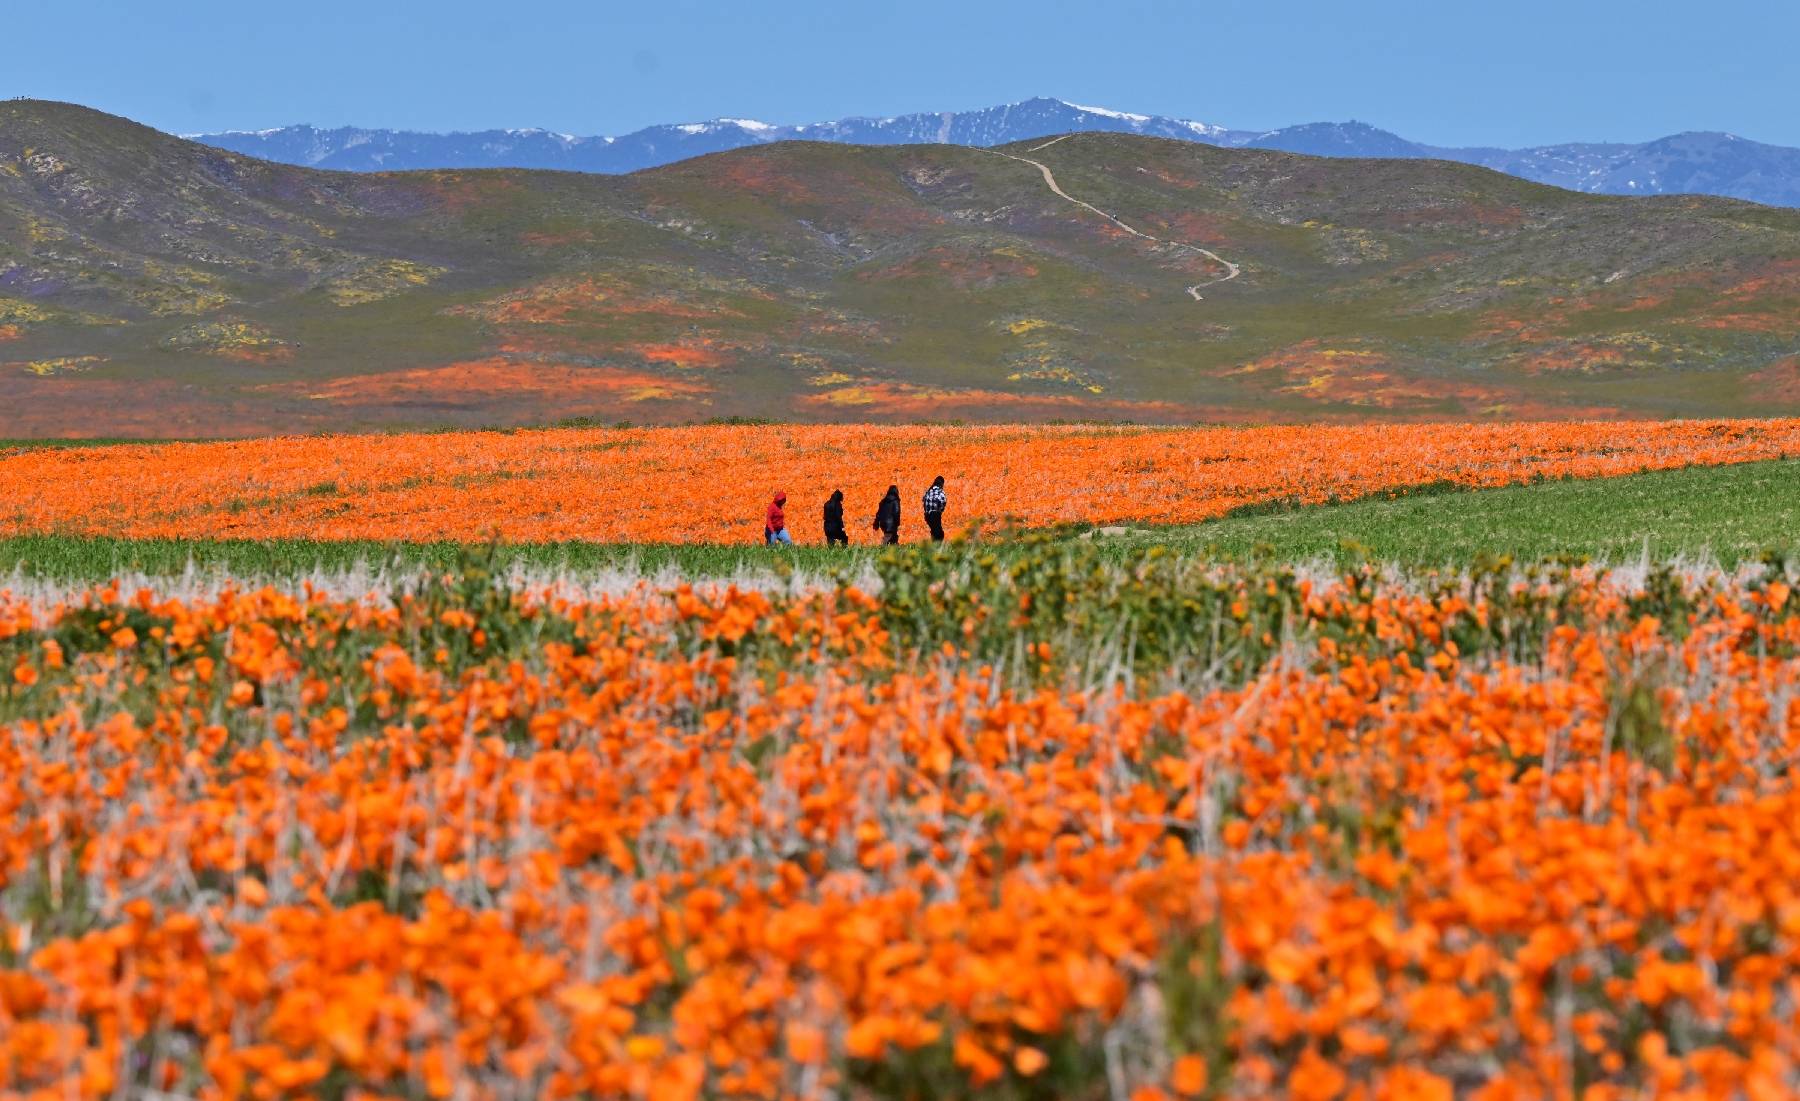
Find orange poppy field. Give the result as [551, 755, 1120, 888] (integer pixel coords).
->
[6, 418, 1800, 1100]
[5, 536, 1800, 1100]
[2, 419, 1799, 543]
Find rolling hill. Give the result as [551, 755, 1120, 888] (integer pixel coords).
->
[6, 99, 1800, 437]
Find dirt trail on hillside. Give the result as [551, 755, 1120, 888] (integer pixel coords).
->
[989, 134, 1242, 300]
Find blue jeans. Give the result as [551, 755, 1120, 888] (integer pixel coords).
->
[765, 528, 792, 546]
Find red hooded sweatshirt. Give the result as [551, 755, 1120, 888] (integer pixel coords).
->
[765, 493, 787, 533]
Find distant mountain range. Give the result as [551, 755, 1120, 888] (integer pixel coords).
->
[192, 97, 1800, 207]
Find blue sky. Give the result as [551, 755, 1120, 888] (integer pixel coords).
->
[9, 0, 1796, 147]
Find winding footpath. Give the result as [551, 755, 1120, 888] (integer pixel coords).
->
[991, 134, 1242, 301]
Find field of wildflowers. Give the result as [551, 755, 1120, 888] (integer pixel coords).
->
[6, 536, 1800, 1099]
[4, 419, 1800, 543]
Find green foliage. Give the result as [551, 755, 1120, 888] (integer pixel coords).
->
[867, 530, 1740, 686]
[1218, 478, 1472, 521]
[873, 532, 1303, 685]
[1154, 460, 1800, 568]
[0, 533, 877, 580]
[1609, 669, 1675, 773]
[1159, 919, 1233, 1099]
[398, 539, 545, 679]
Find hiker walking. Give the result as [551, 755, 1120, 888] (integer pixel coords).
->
[823, 489, 849, 546]
[873, 485, 902, 545]
[922, 475, 947, 543]
[764, 491, 792, 546]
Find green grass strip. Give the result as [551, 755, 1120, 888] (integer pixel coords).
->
[1146, 459, 1800, 566]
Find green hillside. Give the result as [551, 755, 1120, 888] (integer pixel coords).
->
[5, 100, 1800, 435]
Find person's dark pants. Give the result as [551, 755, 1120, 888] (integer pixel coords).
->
[825, 527, 848, 546]
[881, 527, 899, 545]
[926, 511, 945, 542]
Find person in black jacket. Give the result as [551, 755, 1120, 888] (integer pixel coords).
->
[823, 489, 849, 546]
[873, 485, 901, 544]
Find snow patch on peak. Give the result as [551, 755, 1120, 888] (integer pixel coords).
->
[673, 119, 776, 136]
[1061, 101, 1150, 123]
[203, 127, 293, 138]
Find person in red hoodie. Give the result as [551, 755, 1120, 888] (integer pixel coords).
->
[764, 491, 792, 546]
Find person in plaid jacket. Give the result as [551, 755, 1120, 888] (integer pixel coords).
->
[922, 475, 947, 542]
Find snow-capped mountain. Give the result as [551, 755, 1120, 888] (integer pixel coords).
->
[787, 98, 1230, 146]
[190, 98, 1800, 208]
[190, 98, 1234, 174]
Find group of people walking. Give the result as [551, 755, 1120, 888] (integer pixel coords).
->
[765, 477, 949, 546]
